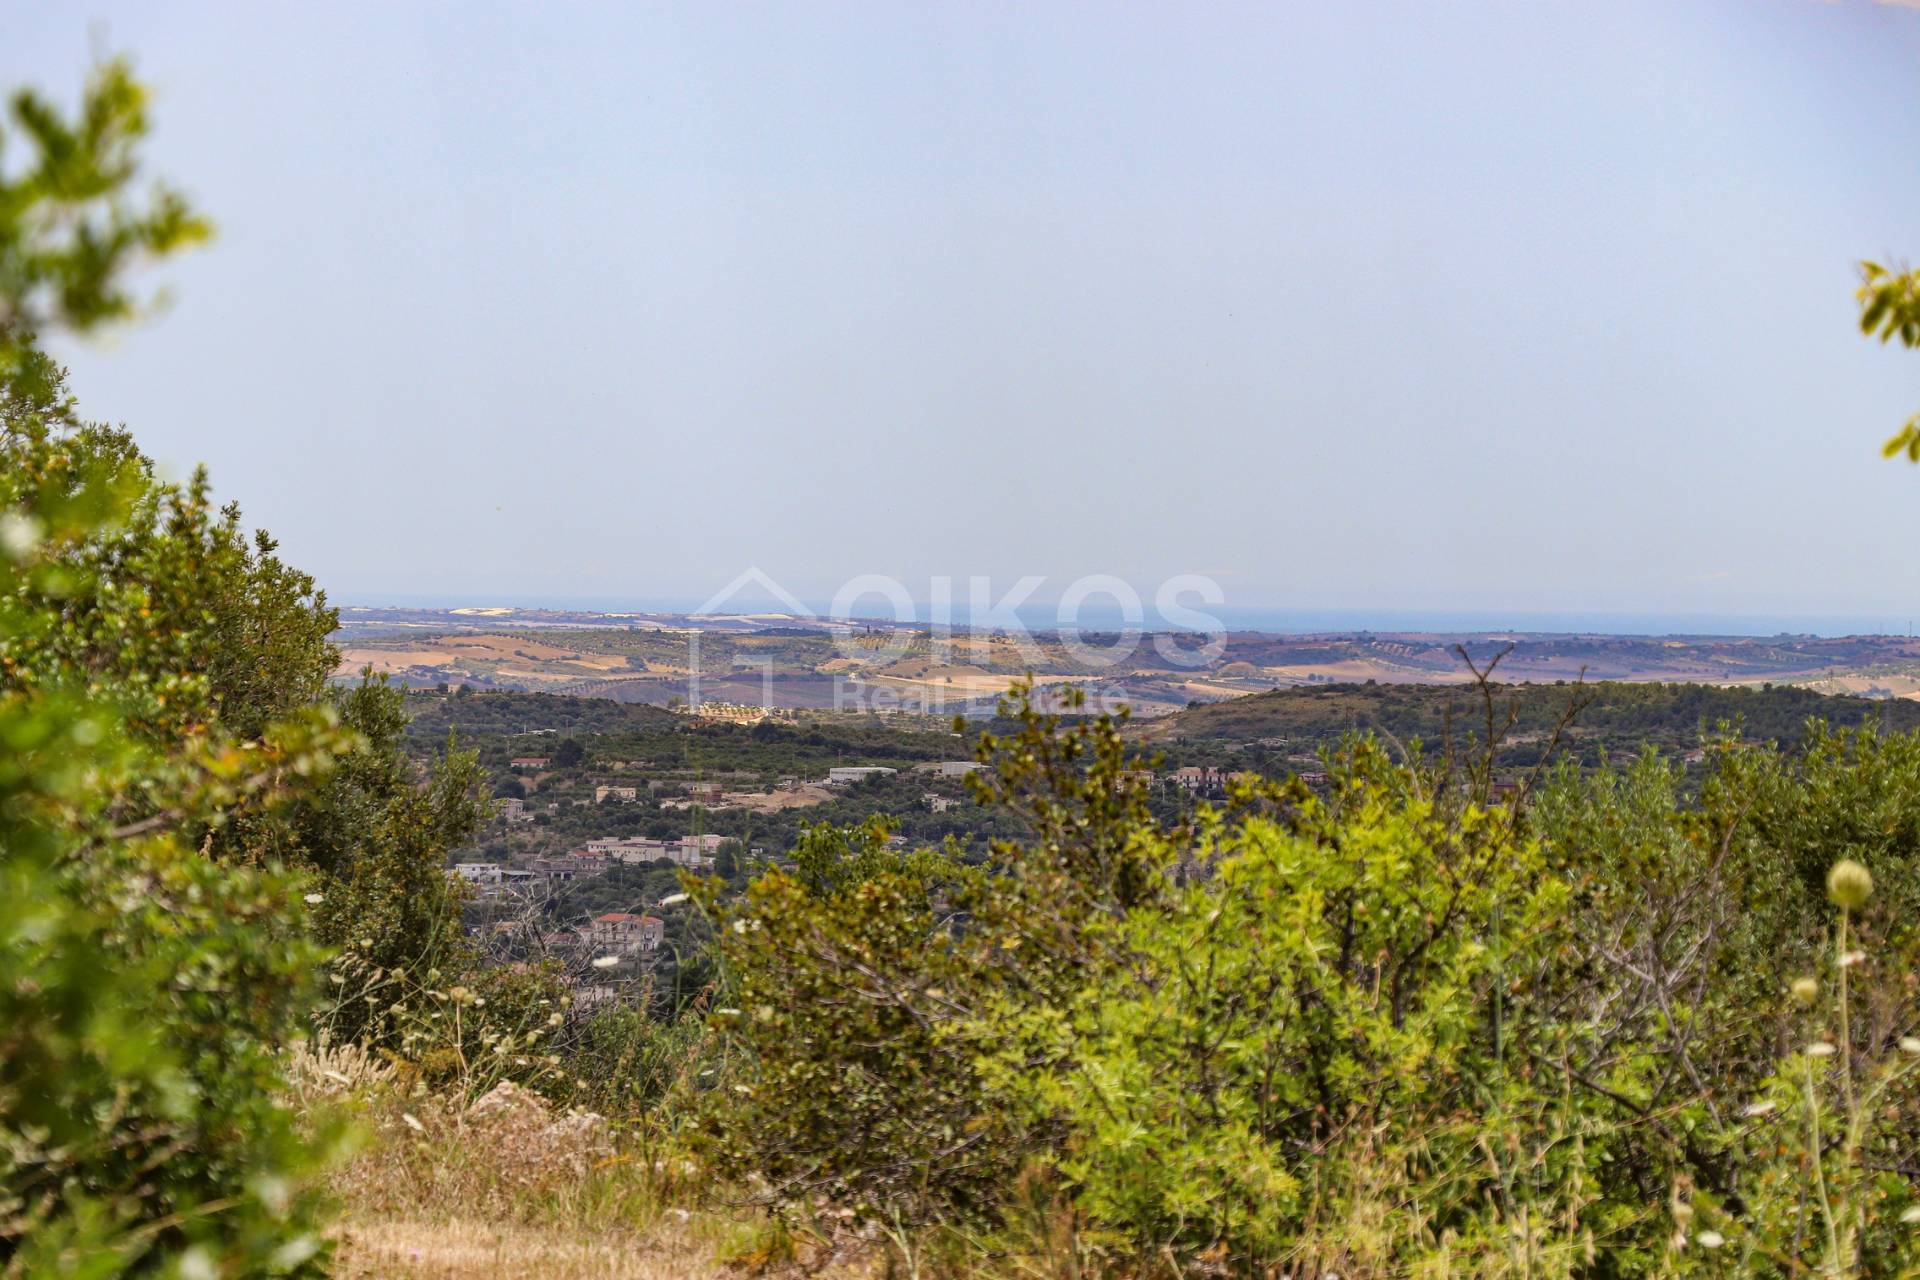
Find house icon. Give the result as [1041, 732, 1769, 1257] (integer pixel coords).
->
[685, 568, 815, 712]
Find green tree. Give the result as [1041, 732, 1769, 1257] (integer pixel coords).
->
[1, 54, 495, 1271]
[1, 59, 345, 1274]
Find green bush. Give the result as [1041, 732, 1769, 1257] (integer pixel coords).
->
[690, 820, 1011, 1224]
[562, 1003, 710, 1117]
[0, 392, 348, 1271]
[698, 681, 1920, 1274]
[1011, 751, 1564, 1263]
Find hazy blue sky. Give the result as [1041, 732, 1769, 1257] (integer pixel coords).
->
[10, 1, 1920, 628]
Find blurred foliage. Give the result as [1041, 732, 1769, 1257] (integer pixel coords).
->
[1858, 260, 1920, 462]
[0, 59, 210, 400]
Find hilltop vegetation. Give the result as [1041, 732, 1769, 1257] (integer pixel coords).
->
[1139, 677, 1920, 761]
[413, 683, 1920, 872]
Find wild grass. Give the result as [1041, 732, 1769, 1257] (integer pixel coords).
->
[288, 1039, 889, 1279]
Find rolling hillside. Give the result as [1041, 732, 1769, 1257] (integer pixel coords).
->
[1133, 680, 1920, 764]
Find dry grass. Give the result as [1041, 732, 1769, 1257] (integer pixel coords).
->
[331, 1214, 731, 1279]
[294, 1044, 886, 1280]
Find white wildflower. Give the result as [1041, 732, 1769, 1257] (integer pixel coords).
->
[1901, 1037, 1920, 1055]
[302, 893, 324, 905]
[0, 511, 44, 562]
[1806, 1042, 1837, 1058]
[1697, 1230, 1725, 1249]
[1903, 1205, 1920, 1224]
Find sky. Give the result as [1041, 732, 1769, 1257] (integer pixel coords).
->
[10, 0, 1920, 632]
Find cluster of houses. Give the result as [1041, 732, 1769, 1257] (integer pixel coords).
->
[581, 833, 725, 866]
[674, 701, 799, 726]
[506, 761, 989, 825]
[1169, 765, 1234, 794]
[451, 833, 728, 896]
[465, 757, 1286, 907]
[574, 762, 986, 812]
[1112, 765, 1265, 796]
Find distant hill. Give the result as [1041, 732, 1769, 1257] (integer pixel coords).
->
[337, 611, 1920, 716]
[1135, 681, 1920, 765]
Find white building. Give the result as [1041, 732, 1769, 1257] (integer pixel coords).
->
[675, 833, 725, 868]
[588, 913, 665, 954]
[585, 836, 676, 863]
[828, 766, 897, 785]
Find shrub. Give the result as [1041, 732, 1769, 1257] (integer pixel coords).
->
[561, 1003, 710, 1118]
[689, 820, 1010, 1224]
[0, 457, 348, 1272]
[693, 691, 1182, 1229]
[702, 683, 1920, 1275]
[1013, 752, 1567, 1265]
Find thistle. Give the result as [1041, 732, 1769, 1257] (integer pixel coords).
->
[1826, 859, 1873, 911]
